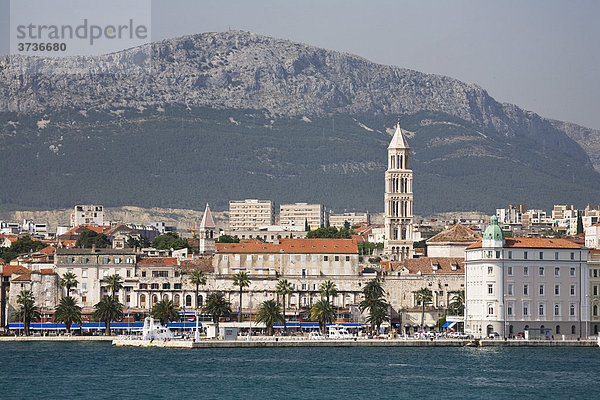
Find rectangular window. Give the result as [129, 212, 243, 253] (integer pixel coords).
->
[570, 252, 575, 260]
[82, 283, 87, 291]
[570, 304, 576, 316]
[507, 283, 514, 296]
[539, 284, 544, 296]
[323, 256, 329, 261]
[555, 252, 559, 260]
[507, 303, 513, 316]
[523, 303, 529, 316]
[555, 267, 560, 277]
[555, 284, 560, 296]
[508, 251, 512, 259]
[539, 267, 544, 276]
[539, 251, 543, 260]
[174, 283, 182, 289]
[126, 269, 131, 278]
[126, 295, 131, 303]
[524, 251, 528, 260]
[554, 304, 560, 316]
[82, 269, 87, 278]
[334, 256, 340, 261]
[345, 256, 350, 262]
[82, 296, 86, 303]
[594, 269, 598, 278]
[141, 271, 146, 277]
[538, 304, 544, 316]
[301, 284, 307, 291]
[507, 266, 513, 276]
[570, 285, 576, 296]
[594, 286, 598, 296]
[496, 251, 501, 258]
[523, 284, 529, 296]
[570, 267, 576, 277]
[488, 284, 493, 294]
[162, 283, 170, 289]
[488, 267, 493, 274]
[152, 271, 169, 278]
[488, 306, 494, 315]
[524, 267, 529, 276]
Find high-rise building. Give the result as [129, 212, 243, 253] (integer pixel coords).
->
[384, 120, 413, 260]
[229, 199, 274, 231]
[71, 205, 104, 227]
[279, 203, 324, 231]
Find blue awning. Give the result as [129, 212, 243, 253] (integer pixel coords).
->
[442, 321, 457, 328]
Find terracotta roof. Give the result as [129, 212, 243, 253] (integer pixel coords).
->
[351, 235, 365, 242]
[388, 257, 464, 274]
[11, 271, 31, 281]
[61, 225, 110, 237]
[427, 224, 481, 244]
[216, 238, 358, 254]
[40, 246, 56, 255]
[105, 224, 136, 236]
[467, 237, 583, 249]
[2, 265, 30, 277]
[40, 268, 55, 274]
[590, 249, 600, 255]
[137, 257, 178, 267]
[180, 257, 214, 273]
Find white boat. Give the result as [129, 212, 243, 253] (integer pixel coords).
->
[142, 317, 174, 341]
[327, 324, 353, 339]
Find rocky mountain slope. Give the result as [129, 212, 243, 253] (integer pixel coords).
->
[1, 30, 599, 213]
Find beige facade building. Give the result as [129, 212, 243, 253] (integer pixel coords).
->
[426, 224, 481, 258]
[71, 205, 104, 227]
[279, 203, 325, 231]
[229, 199, 274, 231]
[588, 250, 600, 335]
[329, 212, 370, 229]
[384, 120, 413, 260]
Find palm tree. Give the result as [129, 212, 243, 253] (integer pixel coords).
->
[203, 292, 232, 332]
[255, 299, 284, 336]
[365, 301, 389, 334]
[275, 279, 293, 331]
[14, 290, 41, 336]
[59, 272, 78, 297]
[104, 274, 123, 299]
[319, 280, 338, 304]
[310, 299, 335, 335]
[232, 271, 250, 322]
[151, 299, 179, 326]
[448, 290, 465, 316]
[54, 296, 82, 334]
[93, 296, 123, 336]
[363, 278, 385, 300]
[360, 278, 389, 333]
[415, 287, 433, 330]
[188, 269, 206, 310]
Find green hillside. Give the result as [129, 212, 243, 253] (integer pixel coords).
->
[1, 106, 599, 214]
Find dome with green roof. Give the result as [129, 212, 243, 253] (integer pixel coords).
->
[483, 216, 504, 241]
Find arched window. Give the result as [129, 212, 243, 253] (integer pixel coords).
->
[152, 295, 158, 305]
[174, 294, 180, 306]
[197, 295, 204, 307]
[509, 325, 514, 335]
[163, 294, 169, 301]
[594, 304, 598, 316]
[186, 295, 192, 307]
[140, 294, 146, 308]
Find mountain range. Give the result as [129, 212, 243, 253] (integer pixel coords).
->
[1, 30, 599, 215]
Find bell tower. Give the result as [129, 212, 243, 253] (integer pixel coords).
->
[199, 203, 216, 254]
[384, 119, 413, 260]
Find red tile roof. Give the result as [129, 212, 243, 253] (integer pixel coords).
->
[468, 237, 583, 249]
[180, 257, 214, 273]
[137, 257, 178, 266]
[41, 246, 56, 255]
[388, 257, 464, 274]
[2, 265, 30, 277]
[216, 238, 358, 254]
[427, 224, 481, 244]
[40, 268, 55, 274]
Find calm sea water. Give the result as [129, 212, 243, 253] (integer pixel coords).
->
[1, 342, 599, 399]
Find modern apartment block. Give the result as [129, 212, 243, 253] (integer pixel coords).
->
[71, 205, 104, 227]
[329, 212, 370, 229]
[465, 216, 589, 339]
[279, 203, 325, 231]
[228, 199, 274, 231]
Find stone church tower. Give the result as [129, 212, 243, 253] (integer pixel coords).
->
[199, 203, 216, 254]
[384, 120, 414, 260]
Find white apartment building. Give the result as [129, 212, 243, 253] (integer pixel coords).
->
[465, 216, 589, 339]
[279, 203, 325, 231]
[585, 224, 600, 249]
[329, 212, 370, 229]
[71, 205, 104, 227]
[229, 199, 274, 231]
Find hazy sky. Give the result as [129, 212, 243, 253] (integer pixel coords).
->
[2, 0, 599, 130]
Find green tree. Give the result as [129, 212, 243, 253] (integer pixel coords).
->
[310, 299, 336, 334]
[319, 280, 338, 304]
[127, 236, 150, 248]
[215, 235, 240, 243]
[104, 274, 123, 299]
[255, 299, 284, 336]
[188, 269, 207, 309]
[306, 227, 353, 239]
[93, 296, 123, 336]
[203, 292, 232, 331]
[59, 272, 79, 297]
[577, 215, 584, 235]
[415, 287, 433, 330]
[232, 271, 250, 322]
[54, 296, 82, 334]
[0, 236, 45, 262]
[360, 278, 389, 333]
[75, 230, 110, 248]
[151, 299, 179, 325]
[447, 290, 465, 316]
[14, 290, 41, 336]
[151, 232, 191, 251]
[275, 279, 293, 330]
